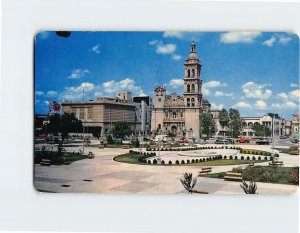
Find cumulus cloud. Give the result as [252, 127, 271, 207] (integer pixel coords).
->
[44, 100, 50, 106]
[102, 78, 146, 96]
[277, 92, 288, 100]
[35, 91, 44, 96]
[242, 82, 272, 99]
[278, 35, 292, 45]
[163, 31, 184, 39]
[211, 103, 224, 110]
[234, 101, 252, 108]
[68, 69, 90, 79]
[156, 43, 176, 54]
[288, 89, 300, 102]
[262, 36, 276, 47]
[271, 101, 297, 109]
[169, 79, 184, 89]
[202, 81, 227, 96]
[220, 32, 261, 44]
[255, 100, 267, 109]
[91, 44, 100, 54]
[171, 54, 182, 61]
[215, 91, 233, 97]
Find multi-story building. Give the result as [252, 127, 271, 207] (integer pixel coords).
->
[61, 93, 152, 137]
[151, 42, 211, 139]
[241, 115, 285, 137]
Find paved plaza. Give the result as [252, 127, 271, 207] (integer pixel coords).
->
[34, 144, 298, 194]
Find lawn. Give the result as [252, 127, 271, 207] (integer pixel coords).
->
[205, 166, 299, 185]
[34, 151, 86, 165]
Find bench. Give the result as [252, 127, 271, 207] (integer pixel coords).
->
[269, 161, 284, 166]
[198, 167, 212, 175]
[248, 162, 254, 167]
[98, 145, 105, 149]
[149, 145, 157, 150]
[190, 189, 209, 194]
[87, 152, 95, 159]
[40, 159, 50, 166]
[122, 145, 130, 149]
[224, 172, 242, 181]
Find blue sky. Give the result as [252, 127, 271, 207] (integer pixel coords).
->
[35, 31, 299, 119]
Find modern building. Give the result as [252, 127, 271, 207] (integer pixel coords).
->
[151, 42, 211, 139]
[241, 115, 285, 137]
[61, 93, 152, 137]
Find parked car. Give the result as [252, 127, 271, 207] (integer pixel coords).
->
[214, 139, 230, 144]
[279, 135, 288, 139]
[238, 137, 250, 143]
[255, 139, 270, 145]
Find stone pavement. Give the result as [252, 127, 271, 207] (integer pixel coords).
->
[34, 146, 298, 194]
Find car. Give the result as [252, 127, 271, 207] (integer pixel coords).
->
[214, 139, 230, 144]
[239, 137, 250, 143]
[255, 140, 270, 145]
[279, 135, 288, 139]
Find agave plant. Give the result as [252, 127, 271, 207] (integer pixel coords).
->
[180, 173, 197, 193]
[240, 180, 258, 194]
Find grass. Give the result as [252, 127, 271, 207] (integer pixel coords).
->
[113, 153, 266, 167]
[34, 151, 86, 165]
[205, 166, 299, 185]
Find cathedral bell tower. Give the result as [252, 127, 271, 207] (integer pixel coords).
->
[183, 41, 202, 108]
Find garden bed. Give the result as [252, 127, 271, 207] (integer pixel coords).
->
[34, 151, 86, 165]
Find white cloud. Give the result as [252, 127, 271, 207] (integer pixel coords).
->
[61, 82, 96, 101]
[35, 100, 40, 104]
[290, 83, 298, 88]
[149, 40, 158, 45]
[47, 90, 58, 97]
[156, 43, 176, 54]
[271, 101, 297, 109]
[278, 35, 292, 45]
[255, 100, 267, 109]
[242, 82, 272, 99]
[163, 31, 184, 39]
[262, 36, 276, 47]
[234, 101, 252, 108]
[288, 89, 300, 102]
[91, 44, 100, 54]
[171, 54, 182, 61]
[220, 32, 261, 44]
[35, 91, 44, 96]
[44, 100, 50, 106]
[211, 103, 224, 111]
[101, 78, 146, 96]
[215, 91, 233, 97]
[68, 69, 90, 79]
[277, 92, 288, 100]
[169, 79, 184, 88]
[203, 81, 227, 88]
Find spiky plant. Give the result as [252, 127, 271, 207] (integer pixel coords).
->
[180, 173, 197, 193]
[240, 180, 258, 194]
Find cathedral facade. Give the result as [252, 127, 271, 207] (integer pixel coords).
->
[151, 42, 211, 139]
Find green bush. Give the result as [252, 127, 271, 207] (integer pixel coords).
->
[264, 156, 268, 160]
[187, 159, 190, 164]
[258, 156, 261, 160]
[200, 159, 203, 162]
[148, 160, 151, 164]
[181, 160, 185, 164]
[252, 156, 256, 160]
[191, 159, 195, 163]
[161, 160, 165, 165]
[176, 160, 179, 164]
[235, 156, 238, 160]
[195, 159, 199, 163]
[229, 155, 233, 159]
[224, 156, 227, 160]
[153, 159, 157, 164]
[168, 161, 172, 165]
[246, 156, 250, 160]
[241, 156, 244, 160]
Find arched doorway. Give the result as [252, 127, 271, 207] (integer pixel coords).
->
[171, 125, 178, 135]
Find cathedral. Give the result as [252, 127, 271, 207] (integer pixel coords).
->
[151, 42, 211, 139]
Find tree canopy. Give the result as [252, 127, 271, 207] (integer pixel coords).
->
[228, 108, 243, 138]
[252, 123, 271, 137]
[218, 108, 229, 127]
[201, 112, 216, 138]
[112, 121, 132, 139]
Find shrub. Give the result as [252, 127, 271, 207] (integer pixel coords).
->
[161, 160, 165, 165]
[241, 156, 244, 160]
[229, 155, 233, 160]
[289, 167, 299, 185]
[232, 166, 243, 173]
[235, 156, 238, 160]
[176, 160, 179, 164]
[264, 156, 268, 161]
[153, 159, 157, 164]
[224, 156, 227, 160]
[246, 156, 250, 160]
[168, 161, 172, 165]
[195, 159, 199, 163]
[200, 159, 203, 162]
[191, 159, 195, 163]
[252, 156, 256, 160]
[187, 159, 190, 164]
[181, 160, 185, 164]
[258, 156, 261, 160]
[147, 160, 151, 164]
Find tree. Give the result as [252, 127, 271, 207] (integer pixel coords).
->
[228, 108, 242, 138]
[252, 123, 271, 137]
[201, 113, 216, 138]
[240, 180, 258, 194]
[218, 108, 229, 128]
[180, 173, 197, 193]
[46, 113, 83, 153]
[112, 121, 132, 139]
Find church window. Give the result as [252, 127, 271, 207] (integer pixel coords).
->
[192, 69, 195, 78]
[191, 84, 195, 93]
[187, 98, 190, 107]
[187, 84, 190, 93]
[191, 98, 195, 107]
[187, 69, 190, 77]
[173, 112, 176, 118]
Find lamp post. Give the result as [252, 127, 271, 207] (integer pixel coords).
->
[156, 137, 162, 164]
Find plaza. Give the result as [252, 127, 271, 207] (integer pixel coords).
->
[34, 143, 298, 194]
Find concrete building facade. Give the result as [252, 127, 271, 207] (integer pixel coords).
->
[151, 42, 210, 139]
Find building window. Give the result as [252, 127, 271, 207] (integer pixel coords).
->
[192, 69, 195, 78]
[187, 69, 190, 77]
[191, 84, 195, 93]
[79, 109, 85, 120]
[87, 108, 93, 119]
[158, 124, 161, 129]
[191, 98, 195, 107]
[187, 98, 190, 107]
[187, 84, 190, 93]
